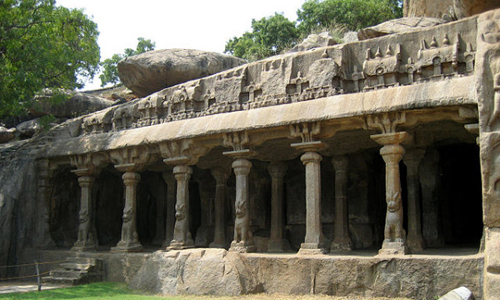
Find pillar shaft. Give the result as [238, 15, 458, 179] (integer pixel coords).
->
[72, 175, 96, 251]
[210, 167, 229, 248]
[113, 171, 143, 252]
[299, 151, 326, 254]
[268, 162, 288, 252]
[162, 172, 176, 248]
[371, 132, 409, 255]
[230, 158, 255, 252]
[331, 155, 353, 252]
[168, 165, 194, 249]
[404, 149, 426, 252]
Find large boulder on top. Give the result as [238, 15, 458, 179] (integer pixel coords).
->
[404, 0, 500, 19]
[358, 17, 448, 40]
[118, 49, 248, 97]
[288, 32, 337, 53]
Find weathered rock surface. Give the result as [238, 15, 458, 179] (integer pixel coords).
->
[129, 249, 483, 298]
[31, 91, 114, 118]
[358, 17, 448, 40]
[288, 32, 337, 53]
[16, 118, 42, 138]
[118, 49, 247, 97]
[0, 126, 16, 143]
[129, 249, 262, 295]
[404, 0, 500, 19]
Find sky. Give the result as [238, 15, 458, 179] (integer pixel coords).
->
[56, 0, 307, 90]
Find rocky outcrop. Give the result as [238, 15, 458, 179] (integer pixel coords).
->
[130, 249, 483, 298]
[118, 49, 247, 97]
[288, 32, 337, 53]
[404, 0, 500, 19]
[0, 126, 16, 143]
[129, 249, 262, 295]
[31, 91, 115, 119]
[358, 17, 447, 40]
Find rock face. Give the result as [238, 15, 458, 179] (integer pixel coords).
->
[129, 249, 263, 295]
[288, 32, 337, 53]
[130, 249, 483, 298]
[358, 17, 447, 40]
[118, 49, 247, 97]
[404, 0, 500, 19]
[0, 126, 16, 143]
[31, 91, 115, 119]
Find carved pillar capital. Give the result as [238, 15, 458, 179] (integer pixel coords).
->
[210, 166, 230, 183]
[268, 161, 288, 179]
[301, 151, 323, 165]
[232, 158, 252, 176]
[70, 152, 109, 176]
[161, 139, 208, 166]
[110, 146, 154, 172]
[223, 131, 258, 159]
[77, 176, 95, 188]
[366, 112, 406, 134]
[403, 148, 426, 170]
[332, 155, 349, 171]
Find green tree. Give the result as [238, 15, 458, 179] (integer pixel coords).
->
[0, 0, 100, 116]
[225, 13, 299, 61]
[99, 37, 155, 87]
[297, 0, 403, 34]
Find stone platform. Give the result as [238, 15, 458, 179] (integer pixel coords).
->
[39, 248, 484, 299]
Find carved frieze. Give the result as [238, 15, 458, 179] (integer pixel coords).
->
[110, 145, 155, 172]
[70, 152, 109, 176]
[363, 44, 401, 90]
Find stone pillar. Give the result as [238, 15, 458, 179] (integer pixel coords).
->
[162, 172, 176, 248]
[71, 174, 97, 251]
[168, 165, 194, 250]
[299, 151, 326, 254]
[267, 162, 289, 253]
[229, 158, 256, 253]
[330, 155, 353, 252]
[403, 148, 426, 253]
[371, 132, 409, 255]
[113, 171, 143, 252]
[210, 167, 229, 248]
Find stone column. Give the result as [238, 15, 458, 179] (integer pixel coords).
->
[71, 174, 97, 251]
[371, 132, 409, 255]
[36, 159, 56, 249]
[229, 158, 256, 252]
[299, 151, 326, 254]
[267, 162, 289, 253]
[403, 148, 426, 253]
[168, 165, 194, 250]
[210, 167, 229, 248]
[162, 171, 176, 248]
[330, 155, 353, 252]
[112, 171, 143, 252]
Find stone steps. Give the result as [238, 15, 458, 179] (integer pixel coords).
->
[43, 257, 103, 286]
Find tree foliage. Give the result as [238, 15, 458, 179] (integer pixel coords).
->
[225, 0, 403, 61]
[297, 0, 403, 33]
[99, 37, 155, 87]
[224, 13, 299, 61]
[0, 0, 100, 116]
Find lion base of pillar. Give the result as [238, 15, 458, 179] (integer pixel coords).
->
[298, 243, 327, 255]
[378, 241, 408, 256]
[167, 240, 195, 251]
[71, 240, 97, 252]
[229, 241, 256, 253]
[111, 240, 144, 253]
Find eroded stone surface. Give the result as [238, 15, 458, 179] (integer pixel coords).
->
[358, 17, 448, 40]
[118, 49, 247, 97]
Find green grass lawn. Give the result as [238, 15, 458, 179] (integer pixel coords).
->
[0, 282, 415, 300]
[0, 282, 162, 300]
